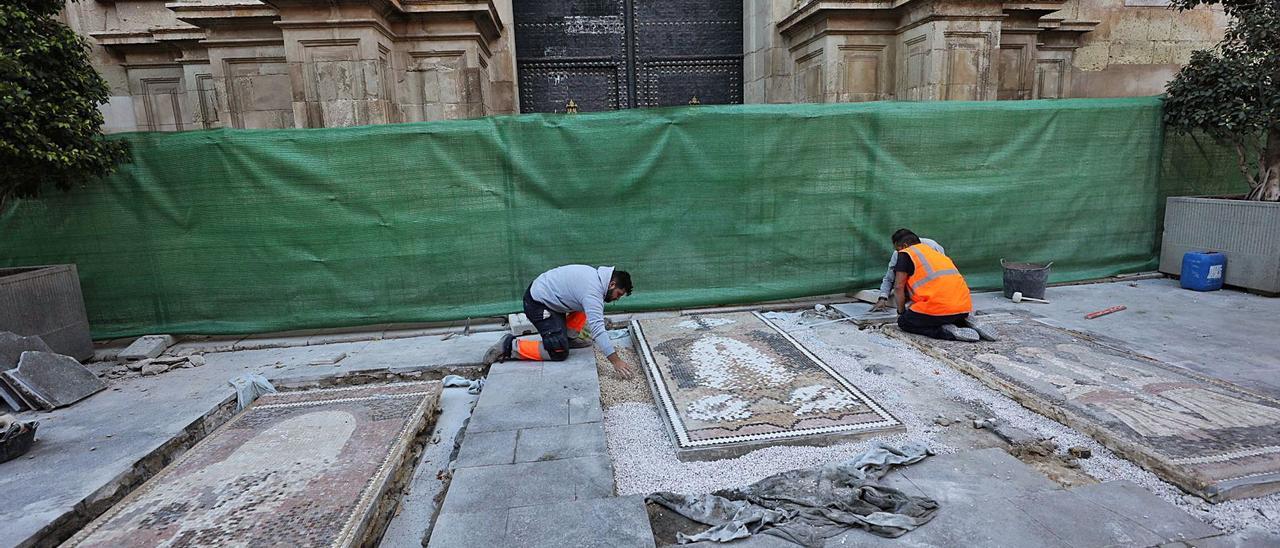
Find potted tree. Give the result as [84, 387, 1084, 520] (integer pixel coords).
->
[1160, 0, 1280, 294]
[1, 0, 129, 358]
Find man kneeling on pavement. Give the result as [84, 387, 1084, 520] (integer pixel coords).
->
[890, 229, 997, 342]
[483, 264, 635, 378]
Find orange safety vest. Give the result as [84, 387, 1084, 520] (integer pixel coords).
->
[903, 243, 972, 316]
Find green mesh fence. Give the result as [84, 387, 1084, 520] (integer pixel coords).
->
[0, 97, 1246, 339]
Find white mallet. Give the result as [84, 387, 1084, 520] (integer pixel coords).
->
[1010, 291, 1050, 304]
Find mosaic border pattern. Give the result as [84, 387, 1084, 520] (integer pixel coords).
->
[631, 311, 901, 451]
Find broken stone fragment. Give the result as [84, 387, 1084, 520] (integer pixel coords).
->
[118, 335, 176, 361]
[140, 361, 172, 376]
[188, 355, 206, 367]
[126, 359, 148, 372]
[0, 331, 53, 370]
[933, 415, 955, 427]
[151, 356, 186, 366]
[7, 351, 106, 409]
[1068, 446, 1092, 459]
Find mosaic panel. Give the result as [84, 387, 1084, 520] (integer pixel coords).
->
[632, 312, 901, 460]
[899, 311, 1280, 502]
[65, 382, 441, 547]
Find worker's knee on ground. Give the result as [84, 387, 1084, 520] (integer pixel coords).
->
[543, 332, 570, 358]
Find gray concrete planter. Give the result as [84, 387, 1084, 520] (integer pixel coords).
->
[0, 265, 94, 360]
[1160, 197, 1280, 295]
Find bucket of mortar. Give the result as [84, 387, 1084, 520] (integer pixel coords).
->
[1001, 259, 1052, 300]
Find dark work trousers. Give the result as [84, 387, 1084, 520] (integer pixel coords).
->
[898, 308, 969, 340]
[523, 285, 570, 361]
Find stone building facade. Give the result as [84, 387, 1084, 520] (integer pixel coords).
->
[66, 0, 1225, 133]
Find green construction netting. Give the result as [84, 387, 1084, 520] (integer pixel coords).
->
[0, 97, 1246, 339]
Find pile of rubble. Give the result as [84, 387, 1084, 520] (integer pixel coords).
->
[100, 335, 204, 380]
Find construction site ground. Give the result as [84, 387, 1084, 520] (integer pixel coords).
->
[2, 277, 1278, 547]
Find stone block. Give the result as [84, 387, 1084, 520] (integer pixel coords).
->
[1069, 481, 1220, 543]
[440, 455, 614, 513]
[0, 332, 53, 370]
[118, 335, 175, 360]
[427, 509, 508, 548]
[505, 496, 654, 547]
[454, 429, 517, 469]
[1015, 489, 1166, 547]
[514, 422, 607, 463]
[467, 398, 568, 433]
[569, 396, 603, 424]
[898, 448, 1060, 504]
[507, 313, 535, 336]
[3, 351, 105, 409]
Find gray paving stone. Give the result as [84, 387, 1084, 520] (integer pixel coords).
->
[0, 331, 52, 369]
[835, 497, 1070, 548]
[569, 396, 603, 424]
[4, 351, 105, 409]
[515, 422, 607, 463]
[1180, 530, 1280, 548]
[1016, 488, 1166, 547]
[467, 398, 569, 433]
[427, 509, 508, 548]
[441, 455, 614, 513]
[898, 447, 1060, 504]
[454, 429, 517, 469]
[505, 495, 654, 548]
[1070, 480, 1220, 543]
[118, 334, 175, 360]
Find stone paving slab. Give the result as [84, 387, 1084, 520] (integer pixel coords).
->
[439, 455, 615, 513]
[515, 422, 608, 463]
[426, 509, 509, 548]
[467, 397, 570, 433]
[632, 311, 902, 461]
[891, 312, 1280, 501]
[454, 429, 518, 468]
[3, 351, 104, 409]
[65, 382, 440, 548]
[505, 495, 654, 547]
[894, 447, 1061, 504]
[1017, 488, 1167, 547]
[1070, 480, 1220, 543]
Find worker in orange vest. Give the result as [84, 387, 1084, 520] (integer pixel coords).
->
[891, 229, 997, 342]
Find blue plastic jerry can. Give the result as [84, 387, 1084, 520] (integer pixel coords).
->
[1180, 251, 1227, 291]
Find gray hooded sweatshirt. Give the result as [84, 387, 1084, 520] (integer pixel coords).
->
[530, 265, 617, 357]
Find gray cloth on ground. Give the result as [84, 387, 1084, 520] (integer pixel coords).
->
[228, 373, 276, 411]
[442, 374, 484, 394]
[647, 442, 938, 546]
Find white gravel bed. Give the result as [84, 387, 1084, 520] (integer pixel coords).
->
[602, 311, 1280, 537]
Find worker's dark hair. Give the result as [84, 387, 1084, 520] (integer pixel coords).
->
[612, 270, 633, 295]
[892, 228, 921, 247]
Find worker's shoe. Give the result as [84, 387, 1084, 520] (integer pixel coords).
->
[568, 333, 592, 349]
[964, 317, 1000, 341]
[941, 324, 981, 342]
[482, 334, 515, 365]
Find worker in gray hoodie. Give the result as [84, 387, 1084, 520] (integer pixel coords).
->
[483, 265, 635, 379]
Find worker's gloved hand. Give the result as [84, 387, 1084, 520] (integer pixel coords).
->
[870, 298, 890, 312]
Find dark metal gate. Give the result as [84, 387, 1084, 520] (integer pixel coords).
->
[514, 1, 743, 113]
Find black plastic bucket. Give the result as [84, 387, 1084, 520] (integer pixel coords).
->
[1001, 260, 1052, 300]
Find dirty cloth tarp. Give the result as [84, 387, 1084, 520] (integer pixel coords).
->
[650, 444, 937, 545]
[442, 374, 484, 395]
[648, 443, 938, 546]
[0, 98, 1246, 339]
[228, 373, 275, 411]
